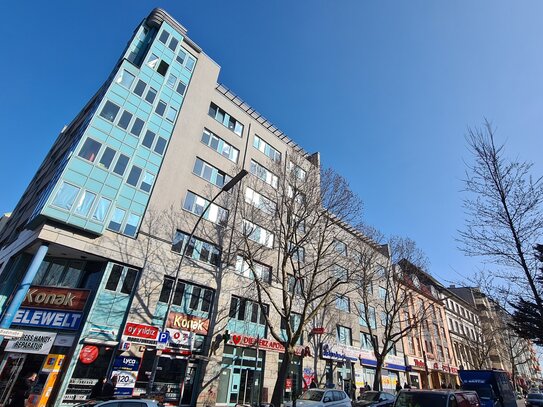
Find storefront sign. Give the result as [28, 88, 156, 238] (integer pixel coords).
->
[166, 328, 193, 348]
[359, 349, 377, 366]
[0, 328, 23, 338]
[167, 312, 209, 335]
[450, 366, 458, 374]
[112, 356, 141, 396]
[322, 342, 361, 362]
[122, 322, 159, 345]
[311, 327, 325, 335]
[383, 354, 407, 371]
[5, 331, 56, 354]
[23, 286, 90, 311]
[13, 308, 83, 330]
[226, 333, 305, 355]
[79, 345, 99, 364]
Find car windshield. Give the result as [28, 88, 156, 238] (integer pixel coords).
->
[300, 390, 324, 401]
[360, 392, 380, 401]
[395, 392, 448, 407]
[528, 394, 543, 400]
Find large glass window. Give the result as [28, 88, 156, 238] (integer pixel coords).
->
[74, 190, 96, 217]
[78, 138, 102, 163]
[201, 129, 239, 163]
[52, 182, 80, 210]
[127, 166, 142, 186]
[250, 160, 278, 188]
[99, 101, 120, 122]
[242, 220, 274, 248]
[92, 197, 111, 222]
[98, 147, 116, 170]
[193, 158, 231, 188]
[171, 231, 221, 266]
[34, 258, 85, 288]
[337, 325, 352, 345]
[183, 191, 228, 224]
[208, 103, 243, 136]
[116, 70, 135, 89]
[253, 135, 281, 162]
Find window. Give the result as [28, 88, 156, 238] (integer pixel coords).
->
[130, 118, 144, 137]
[183, 191, 229, 224]
[134, 79, 146, 96]
[359, 304, 377, 328]
[245, 188, 276, 215]
[235, 256, 271, 283]
[154, 137, 167, 155]
[250, 160, 278, 188]
[201, 129, 239, 163]
[168, 37, 179, 51]
[99, 101, 120, 122]
[166, 106, 177, 122]
[208, 103, 243, 136]
[92, 197, 111, 222]
[185, 56, 195, 72]
[145, 87, 157, 104]
[140, 172, 155, 193]
[290, 243, 305, 263]
[113, 154, 129, 176]
[176, 49, 187, 65]
[52, 182, 80, 210]
[172, 230, 221, 266]
[288, 275, 303, 295]
[166, 73, 177, 88]
[176, 81, 187, 96]
[74, 190, 96, 216]
[193, 158, 231, 188]
[78, 138, 102, 162]
[116, 70, 135, 89]
[412, 275, 420, 288]
[337, 325, 352, 345]
[333, 265, 348, 281]
[335, 295, 350, 312]
[142, 130, 156, 148]
[108, 207, 126, 232]
[127, 166, 142, 187]
[379, 286, 387, 300]
[189, 286, 213, 312]
[118, 111, 133, 130]
[242, 220, 274, 248]
[158, 278, 185, 305]
[253, 135, 281, 162]
[360, 333, 374, 350]
[105, 265, 138, 294]
[333, 240, 347, 256]
[157, 60, 169, 76]
[123, 213, 140, 237]
[289, 161, 307, 180]
[155, 100, 167, 116]
[99, 147, 116, 170]
[158, 30, 170, 44]
[229, 296, 267, 325]
[147, 53, 159, 69]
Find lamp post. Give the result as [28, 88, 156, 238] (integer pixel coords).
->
[147, 169, 248, 395]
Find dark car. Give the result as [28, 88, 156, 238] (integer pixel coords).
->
[354, 391, 395, 407]
[394, 389, 481, 407]
[526, 393, 543, 407]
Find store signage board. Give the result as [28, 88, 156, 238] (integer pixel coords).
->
[226, 333, 305, 355]
[22, 286, 90, 311]
[112, 356, 141, 396]
[166, 312, 209, 335]
[5, 331, 56, 354]
[12, 308, 83, 330]
[122, 322, 159, 346]
[0, 328, 23, 338]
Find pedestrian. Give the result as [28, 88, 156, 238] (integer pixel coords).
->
[395, 381, 402, 393]
[365, 383, 371, 391]
[310, 378, 318, 389]
[404, 382, 411, 389]
[9, 372, 37, 407]
[89, 377, 105, 399]
[447, 383, 453, 389]
[102, 376, 117, 400]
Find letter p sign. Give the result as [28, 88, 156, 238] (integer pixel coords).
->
[158, 331, 170, 344]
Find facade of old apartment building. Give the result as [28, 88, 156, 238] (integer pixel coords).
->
[0, 8, 408, 407]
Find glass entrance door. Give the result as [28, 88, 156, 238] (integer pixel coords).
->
[0, 354, 26, 406]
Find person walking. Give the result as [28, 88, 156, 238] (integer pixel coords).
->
[9, 372, 37, 407]
[395, 381, 402, 394]
[89, 377, 105, 400]
[102, 376, 117, 400]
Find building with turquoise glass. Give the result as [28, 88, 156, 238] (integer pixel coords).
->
[0, 8, 407, 407]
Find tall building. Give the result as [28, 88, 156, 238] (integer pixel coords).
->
[0, 8, 404, 407]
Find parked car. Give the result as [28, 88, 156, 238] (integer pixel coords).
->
[295, 389, 351, 407]
[526, 393, 543, 407]
[353, 391, 395, 407]
[75, 399, 161, 407]
[394, 389, 481, 407]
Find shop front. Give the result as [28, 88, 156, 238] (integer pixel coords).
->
[405, 356, 429, 389]
[321, 342, 359, 397]
[382, 354, 407, 392]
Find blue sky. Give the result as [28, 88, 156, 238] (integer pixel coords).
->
[1, 1, 543, 284]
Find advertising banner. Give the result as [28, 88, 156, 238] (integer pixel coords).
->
[122, 322, 159, 345]
[12, 308, 83, 330]
[5, 331, 56, 354]
[112, 356, 141, 396]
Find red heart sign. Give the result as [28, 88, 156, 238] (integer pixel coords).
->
[232, 335, 241, 345]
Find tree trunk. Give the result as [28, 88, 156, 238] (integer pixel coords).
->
[373, 358, 384, 391]
[272, 350, 292, 407]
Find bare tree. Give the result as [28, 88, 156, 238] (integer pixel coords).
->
[460, 120, 543, 342]
[353, 235, 429, 390]
[233, 153, 364, 407]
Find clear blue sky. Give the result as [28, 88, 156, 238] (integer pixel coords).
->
[2, 1, 543, 284]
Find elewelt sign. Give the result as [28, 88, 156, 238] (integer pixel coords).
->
[13, 308, 83, 330]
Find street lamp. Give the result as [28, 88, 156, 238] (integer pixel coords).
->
[147, 169, 248, 395]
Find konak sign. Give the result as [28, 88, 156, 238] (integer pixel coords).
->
[22, 286, 90, 311]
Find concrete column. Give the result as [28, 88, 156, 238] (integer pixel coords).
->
[0, 243, 49, 328]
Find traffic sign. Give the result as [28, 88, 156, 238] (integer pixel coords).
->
[158, 331, 170, 344]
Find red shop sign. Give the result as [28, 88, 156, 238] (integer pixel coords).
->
[123, 322, 159, 340]
[79, 345, 99, 364]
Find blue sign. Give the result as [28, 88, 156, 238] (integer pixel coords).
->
[158, 331, 170, 344]
[12, 307, 83, 330]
